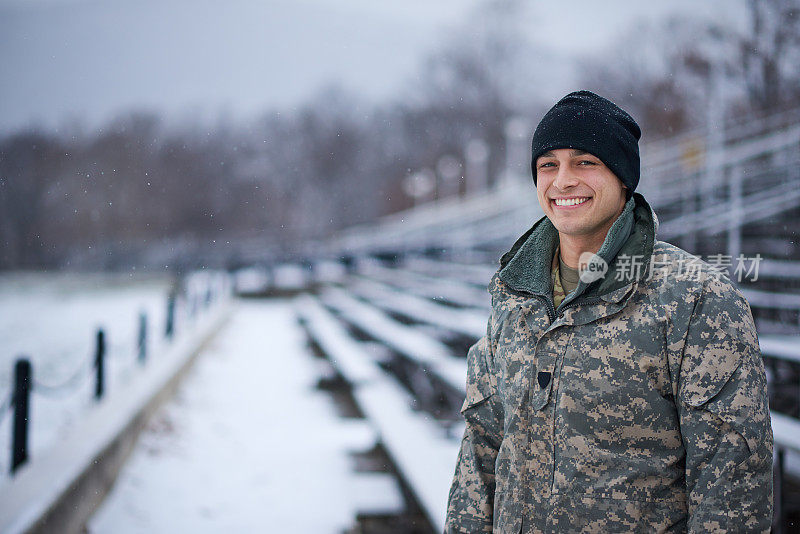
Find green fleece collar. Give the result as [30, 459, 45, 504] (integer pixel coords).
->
[498, 192, 656, 302]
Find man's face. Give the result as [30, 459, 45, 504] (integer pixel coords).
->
[535, 148, 627, 241]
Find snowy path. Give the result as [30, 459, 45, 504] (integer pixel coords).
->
[89, 300, 377, 534]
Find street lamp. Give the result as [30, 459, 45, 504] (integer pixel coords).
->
[501, 116, 531, 189]
[465, 139, 489, 196]
[436, 154, 462, 199]
[402, 168, 435, 208]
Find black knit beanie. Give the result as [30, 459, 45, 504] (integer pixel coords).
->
[531, 90, 641, 192]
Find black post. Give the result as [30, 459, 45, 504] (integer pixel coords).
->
[775, 448, 785, 534]
[11, 358, 31, 474]
[138, 311, 147, 364]
[94, 329, 105, 400]
[165, 292, 175, 339]
[340, 255, 355, 273]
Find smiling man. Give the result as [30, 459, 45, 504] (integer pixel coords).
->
[444, 91, 773, 533]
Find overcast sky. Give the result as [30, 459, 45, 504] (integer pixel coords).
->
[0, 0, 746, 134]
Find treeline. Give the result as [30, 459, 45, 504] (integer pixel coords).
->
[0, 85, 511, 270]
[1, 0, 798, 270]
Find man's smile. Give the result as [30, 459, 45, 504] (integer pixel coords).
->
[552, 196, 592, 208]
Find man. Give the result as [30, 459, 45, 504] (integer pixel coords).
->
[444, 91, 773, 533]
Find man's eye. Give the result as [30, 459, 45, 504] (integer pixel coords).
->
[539, 162, 556, 168]
[578, 160, 597, 165]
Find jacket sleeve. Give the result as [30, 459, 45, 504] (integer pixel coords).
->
[444, 317, 505, 533]
[677, 276, 773, 532]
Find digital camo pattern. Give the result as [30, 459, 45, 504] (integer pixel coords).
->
[445, 240, 773, 533]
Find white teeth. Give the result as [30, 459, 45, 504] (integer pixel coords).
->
[554, 197, 589, 206]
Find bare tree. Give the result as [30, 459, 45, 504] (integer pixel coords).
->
[0, 131, 64, 268]
[740, 0, 800, 111]
[580, 1, 800, 139]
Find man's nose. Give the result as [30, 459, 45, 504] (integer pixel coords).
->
[553, 165, 580, 190]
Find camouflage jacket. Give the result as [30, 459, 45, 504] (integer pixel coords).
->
[445, 193, 773, 533]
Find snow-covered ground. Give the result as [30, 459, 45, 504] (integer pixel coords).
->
[0, 271, 226, 485]
[0, 273, 171, 482]
[89, 300, 397, 534]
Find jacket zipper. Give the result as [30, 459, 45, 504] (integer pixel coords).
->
[535, 294, 556, 323]
[533, 293, 605, 324]
[558, 296, 604, 316]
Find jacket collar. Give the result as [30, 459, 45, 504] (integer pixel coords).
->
[497, 192, 657, 303]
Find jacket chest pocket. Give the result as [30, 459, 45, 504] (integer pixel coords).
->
[494, 310, 536, 406]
